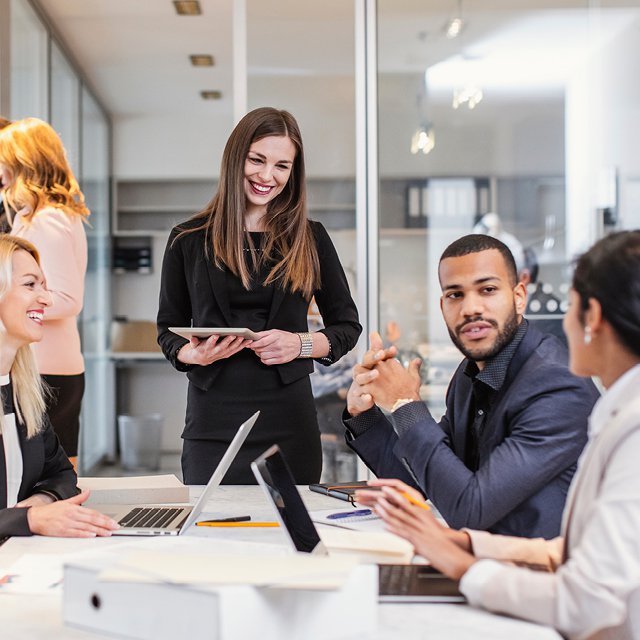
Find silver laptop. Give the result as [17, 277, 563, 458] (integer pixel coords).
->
[251, 444, 465, 603]
[96, 411, 260, 536]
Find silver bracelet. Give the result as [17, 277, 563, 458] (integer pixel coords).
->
[297, 332, 314, 358]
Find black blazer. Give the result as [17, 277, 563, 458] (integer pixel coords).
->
[0, 417, 78, 536]
[157, 219, 362, 391]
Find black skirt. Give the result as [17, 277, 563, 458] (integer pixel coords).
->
[42, 373, 85, 457]
[181, 349, 321, 484]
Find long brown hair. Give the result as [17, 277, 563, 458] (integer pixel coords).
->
[178, 107, 320, 298]
[0, 235, 48, 439]
[0, 117, 90, 222]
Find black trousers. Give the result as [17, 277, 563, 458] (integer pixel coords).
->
[42, 373, 85, 457]
[181, 433, 322, 485]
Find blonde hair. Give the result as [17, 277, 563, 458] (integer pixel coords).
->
[179, 107, 320, 298]
[0, 118, 90, 222]
[0, 235, 48, 438]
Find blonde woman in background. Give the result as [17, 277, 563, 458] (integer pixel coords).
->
[0, 118, 89, 467]
[0, 234, 116, 537]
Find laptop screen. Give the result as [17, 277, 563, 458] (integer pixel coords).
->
[252, 446, 466, 603]
[179, 410, 260, 532]
[251, 445, 323, 553]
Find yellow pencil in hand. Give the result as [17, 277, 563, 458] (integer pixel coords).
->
[400, 491, 430, 510]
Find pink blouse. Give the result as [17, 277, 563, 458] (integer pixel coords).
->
[12, 207, 87, 375]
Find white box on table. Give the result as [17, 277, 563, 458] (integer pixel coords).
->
[63, 555, 377, 640]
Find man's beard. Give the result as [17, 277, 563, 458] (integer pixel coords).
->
[448, 306, 519, 362]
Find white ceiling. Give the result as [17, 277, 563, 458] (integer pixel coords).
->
[38, 0, 235, 118]
[36, 0, 640, 115]
[32, 0, 640, 179]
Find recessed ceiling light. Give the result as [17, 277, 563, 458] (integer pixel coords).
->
[445, 16, 464, 39]
[200, 90, 222, 100]
[173, 1, 201, 16]
[190, 54, 214, 67]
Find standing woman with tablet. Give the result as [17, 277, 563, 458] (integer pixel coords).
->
[158, 107, 361, 484]
[0, 118, 89, 468]
[0, 234, 117, 538]
[358, 230, 640, 639]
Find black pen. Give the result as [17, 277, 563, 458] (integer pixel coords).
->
[196, 515, 251, 525]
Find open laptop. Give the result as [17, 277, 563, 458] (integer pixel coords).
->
[251, 444, 465, 603]
[95, 411, 260, 536]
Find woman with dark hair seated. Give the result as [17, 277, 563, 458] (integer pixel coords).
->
[358, 230, 640, 640]
[0, 234, 118, 537]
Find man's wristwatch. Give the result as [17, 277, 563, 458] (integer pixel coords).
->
[297, 332, 313, 358]
[391, 398, 415, 412]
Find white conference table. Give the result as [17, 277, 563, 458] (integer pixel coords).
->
[0, 485, 561, 640]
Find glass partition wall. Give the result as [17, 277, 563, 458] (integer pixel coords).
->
[5, 0, 111, 472]
[79, 88, 112, 471]
[239, 0, 640, 479]
[9, 0, 48, 119]
[377, 0, 640, 419]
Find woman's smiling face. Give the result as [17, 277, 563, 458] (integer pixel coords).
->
[243, 135, 296, 215]
[0, 249, 52, 349]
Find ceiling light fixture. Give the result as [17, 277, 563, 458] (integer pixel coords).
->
[444, 0, 464, 39]
[200, 90, 222, 100]
[411, 71, 436, 155]
[409, 69, 436, 156]
[173, 1, 201, 16]
[190, 54, 214, 67]
[411, 123, 436, 155]
[452, 85, 483, 109]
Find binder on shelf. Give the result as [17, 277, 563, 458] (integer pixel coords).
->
[112, 236, 153, 273]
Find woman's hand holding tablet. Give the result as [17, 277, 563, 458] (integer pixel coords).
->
[169, 327, 260, 341]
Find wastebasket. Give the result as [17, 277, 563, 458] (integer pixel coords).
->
[117, 414, 163, 471]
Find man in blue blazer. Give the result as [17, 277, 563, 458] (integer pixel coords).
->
[344, 234, 599, 539]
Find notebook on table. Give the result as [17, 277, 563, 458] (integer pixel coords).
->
[252, 445, 465, 603]
[308, 481, 381, 504]
[93, 411, 260, 536]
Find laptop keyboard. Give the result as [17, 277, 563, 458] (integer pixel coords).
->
[118, 507, 184, 529]
[379, 564, 415, 596]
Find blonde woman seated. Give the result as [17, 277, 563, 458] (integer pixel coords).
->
[356, 230, 640, 640]
[0, 235, 117, 537]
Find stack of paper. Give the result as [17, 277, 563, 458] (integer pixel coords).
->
[99, 551, 361, 590]
[319, 528, 414, 564]
[78, 474, 189, 505]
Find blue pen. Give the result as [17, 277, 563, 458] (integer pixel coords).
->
[327, 509, 373, 520]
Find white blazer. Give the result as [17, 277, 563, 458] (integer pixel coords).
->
[461, 366, 640, 640]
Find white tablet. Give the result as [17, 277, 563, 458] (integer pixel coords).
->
[169, 327, 260, 341]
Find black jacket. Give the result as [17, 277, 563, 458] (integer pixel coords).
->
[0, 416, 78, 537]
[157, 219, 361, 392]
